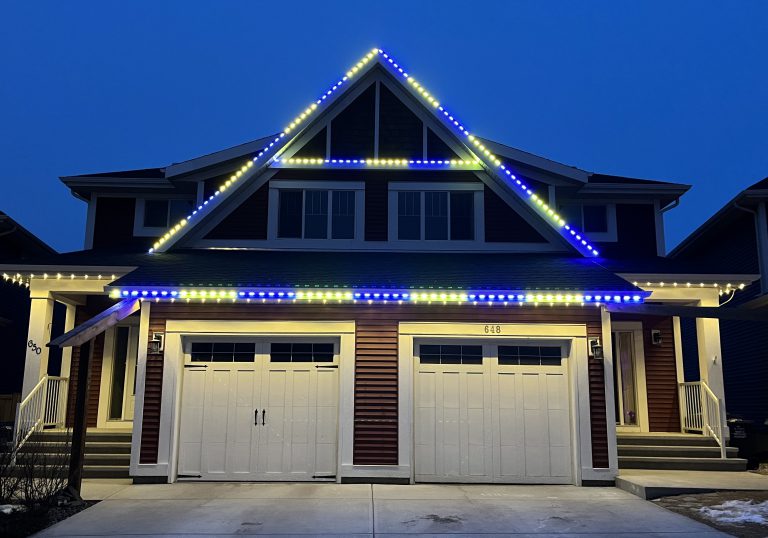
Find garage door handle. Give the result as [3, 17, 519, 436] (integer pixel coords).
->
[262, 409, 266, 425]
[254, 409, 259, 426]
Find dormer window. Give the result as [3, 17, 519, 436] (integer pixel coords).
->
[134, 198, 194, 236]
[559, 202, 617, 241]
[268, 180, 365, 243]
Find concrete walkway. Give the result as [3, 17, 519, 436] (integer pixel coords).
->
[618, 469, 768, 499]
[37, 482, 729, 537]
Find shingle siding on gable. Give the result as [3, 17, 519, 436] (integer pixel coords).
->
[378, 84, 423, 159]
[204, 184, 269, 240]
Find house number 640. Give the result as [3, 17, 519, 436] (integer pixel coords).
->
[484, 325, 502, 334]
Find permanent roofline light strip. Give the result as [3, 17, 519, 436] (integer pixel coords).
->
[110, 287, 645, 306]
[149, 49, 383, 253]
[371, 48, 599, 256]
[272, 157, 481, 168]
[3, 272, 119, 288]
[148, 47, 600, 256]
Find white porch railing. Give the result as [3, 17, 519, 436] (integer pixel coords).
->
[679, 380, 727, 458]
[12, 375, 68, 454]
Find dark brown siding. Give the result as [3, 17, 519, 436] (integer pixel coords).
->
[613, 314, 680, 432]
[139, 315, 166, 464]
[146, 302, 607, 468]
[596, 204, 657, 259]
[65, 297, 113, 428]
[92, 197, 137, 249]
[379, 85, 422, 159]
[204, 184, 269, 240]
[365, 179, 388, 241]
[484, 186, 548, 243]
[330, 83, 376, 157]
[293, 127, 327, 158]
[426, 128, 460, 160]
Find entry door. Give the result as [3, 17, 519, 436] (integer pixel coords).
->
[178, 341, 339, 481]
[414, 342, 572, 484]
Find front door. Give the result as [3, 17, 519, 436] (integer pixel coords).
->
[178, 340, 339, 481]
[104, 325, 138, 426]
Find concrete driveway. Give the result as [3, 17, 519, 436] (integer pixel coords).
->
[37, 482, 729, 537]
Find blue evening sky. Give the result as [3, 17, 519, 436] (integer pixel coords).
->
[1, 1, 766, 253]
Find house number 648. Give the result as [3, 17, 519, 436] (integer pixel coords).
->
[484, 325, 502, 334]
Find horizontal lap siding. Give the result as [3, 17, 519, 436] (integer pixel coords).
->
[147, 303, 605, 468]
[66, 308, 105, 428]
[139, 316, 166, 464]
[614, 314, 680, 432]
[587, 321, 609, 468]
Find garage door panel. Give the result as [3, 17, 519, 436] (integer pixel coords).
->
[415, 342, 573, 485]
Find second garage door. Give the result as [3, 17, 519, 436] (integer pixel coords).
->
[414, 342, 573, 484]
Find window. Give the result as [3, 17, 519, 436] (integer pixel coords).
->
[190, 342, 256, 362]
[277, 188, 357, 240]
[558, 202, 616, 241]
[135, 199, 194, 235]
[270, 342, 334, 362]
[420, 344, 483, 364]
[395, 187, 477, 241]
[498, 345, 562, 366]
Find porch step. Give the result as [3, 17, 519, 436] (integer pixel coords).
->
[618, 445, 740, 459]
[617, 434, 719, 447]
[618, 456, 748, 471]
[20, 430, 132, 478]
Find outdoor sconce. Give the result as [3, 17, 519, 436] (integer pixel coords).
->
[650, 329, 663, 346]
[589, 338, 604, 359]
[149, 331, 165, 353]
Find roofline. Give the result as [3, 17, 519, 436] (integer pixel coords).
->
[578, 182, 691, 196]
[164, 134, 279, 178]
[617, 272, 760, 285]
[477, 137, 590, 183]
[0, 213, 57, 255]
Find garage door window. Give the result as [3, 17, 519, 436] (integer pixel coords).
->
[270, 343, 334, 362]
[190, 342, 256, 362]
[498, 345, 562, 366]
[419, 344, 483, 364]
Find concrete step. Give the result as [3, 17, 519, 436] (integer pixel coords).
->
[82, 465, 130, 479]
[15, 452, 129, 467]
[617, 434, 718, 447]
[30, 431, 132, 444]
[18, 440, 131, 455]
[618, 445, 739, 459]
[619, 456, 748, 471]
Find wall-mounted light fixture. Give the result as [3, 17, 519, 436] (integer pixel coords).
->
[589, 338, 604, 359]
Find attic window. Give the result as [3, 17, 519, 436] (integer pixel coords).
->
[558, 203, 617, 242]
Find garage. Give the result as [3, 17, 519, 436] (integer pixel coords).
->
[178, 340, 339, 481]
[414, 341, 573, 484]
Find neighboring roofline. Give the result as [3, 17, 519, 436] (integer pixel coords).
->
[617, 272, 760, 286]
[668, 185, 768, 258]
[0, 212, 57, 256]
[476, 137, 590, 183]
[578, 182, 691, 197]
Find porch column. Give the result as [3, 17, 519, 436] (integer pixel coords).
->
[21, 291, 55, 397]
[695, 295, 728, 438]
[59, 303, 77, 378]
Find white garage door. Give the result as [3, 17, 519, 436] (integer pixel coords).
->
[179, 341, 338, 481]
[414, 343, 572, 484]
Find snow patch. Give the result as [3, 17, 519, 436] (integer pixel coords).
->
[0, 504, 22, 515]
[699, 499, 768, 525]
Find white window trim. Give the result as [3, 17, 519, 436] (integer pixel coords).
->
[133, 197, 194, 237]
[267, 180, 365, 246]
[97, 320, 140, 429]
[559, 203, 618, 242]
[388, 182, 485, 246]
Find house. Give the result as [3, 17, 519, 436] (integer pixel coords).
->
[0, 211, 57, 423]
[670, 177, 768, 430]
[1, 48, 760, 485]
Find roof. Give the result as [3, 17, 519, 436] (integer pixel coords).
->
[105, 250, 638, 292]
[0, 248, 637, 292]
[669, 176, 768, 258]
[0, 211, 56, 262]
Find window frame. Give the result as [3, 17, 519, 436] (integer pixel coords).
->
[388, 182, 484, 246]
[558, 202, 617, 242]
[268, 180, 365, 245]
[133, 197, 195, 237]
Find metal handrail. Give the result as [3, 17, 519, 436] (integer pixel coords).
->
[12, 375, 68, 454]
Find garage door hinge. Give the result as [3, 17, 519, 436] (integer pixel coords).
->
[315, 365, 339, 369]
[178, 474, 202, 479]
[184, 364, 208, 369]
[312, 475, 336, 479]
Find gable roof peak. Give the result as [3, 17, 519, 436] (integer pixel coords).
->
[148, 47, 602, 258]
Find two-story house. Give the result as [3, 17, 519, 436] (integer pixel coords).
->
[2, 48, 758, 485]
